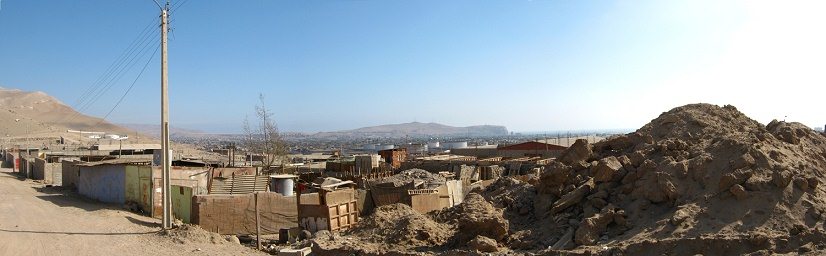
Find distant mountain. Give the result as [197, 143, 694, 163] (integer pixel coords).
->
[312, 122, 508, 138]
[0, 87, 145, 143]
[118, 123, 206, 138]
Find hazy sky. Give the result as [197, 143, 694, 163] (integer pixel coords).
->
[0, 1, 823, 133]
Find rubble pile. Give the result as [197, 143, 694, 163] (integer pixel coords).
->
[311, 203, 455, 255]
[311, 104, 826, 255]
[432, 193, 509, 245]
[351, 203, 454, 247]
[370, 168, 447, 188]
[533, 103, 826, 254]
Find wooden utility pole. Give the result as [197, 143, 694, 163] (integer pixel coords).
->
[158, 1, 173, 230]
[255, 192, 262, 250]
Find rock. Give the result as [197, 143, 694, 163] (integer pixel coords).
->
[468, 235, 499, 252]
[671, 207, 691, 225]
[613, 210, 628, 226]
[621, 171, 638, 185]
[718, 174, 738, 192]
[590, 197, 608, 209]
[638, 160, 658, 176]
[574, 206, 622, 245]
[590, 189, 609, 199]
[730, 184, 748, 200]
[629, 151, 647, 167]
[730, 153, 756, 170]
[570, 161, 591, 171]
[617, 155, 633, 168]
[227, 235, 240, 244]
[744, 175, 769, 192]
[767, 120, 803, 144]
[661, 160, 689, 178]
[541, 162, 571, 186]
[794, 177, 810, 191]
[807, 177, 819, 190]
[551, 228, 575, 250]
[593, 156, 623, 182]
[583, 205, 599, 218]
[551, 178, 595, 214]
[689, 154, 713, 183]
[559, 139, 593, 165]
[772, 169, 793, 188]
[660, 178, 679, 202]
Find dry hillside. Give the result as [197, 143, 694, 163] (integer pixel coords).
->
[0, 87, 149, 145]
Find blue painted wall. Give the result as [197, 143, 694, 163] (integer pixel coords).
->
[78, 165, 126, 205]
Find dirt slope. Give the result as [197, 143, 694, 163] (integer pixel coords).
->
[0, 87, 151, 144]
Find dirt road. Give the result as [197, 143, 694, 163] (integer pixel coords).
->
[0, 168, 266, 256]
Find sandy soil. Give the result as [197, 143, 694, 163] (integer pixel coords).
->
[0, 168, 266, 256]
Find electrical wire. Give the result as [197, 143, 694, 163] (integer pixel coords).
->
[75, 33, 160, 113]
[72, 17, 157, 111]
[95, 45, 160, 127]
[59, 17, 159, 124]
[171, 0, 190, 13]
[60, 33, 159, 125]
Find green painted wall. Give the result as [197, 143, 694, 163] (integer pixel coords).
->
[125, 165, 140, 204]
[171, 185, 193, 223]
[124, 165, 154, 216]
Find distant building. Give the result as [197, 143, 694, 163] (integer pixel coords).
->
[401, 143, 427, 156]
[379, 148, 407, 169]
[354, 154, 381, 173]
[451, 141, 566, 159]
[497, 141, 566, 158]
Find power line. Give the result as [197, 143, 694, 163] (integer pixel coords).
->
[60, 33, 159, 125]
[59, 17, 158, 124]
[76, 30, 159, 111]
[171, 0, 190, 13]
[75, 32, 160, 113]
[95, 45, 160, 126]
[72, 17, 157, 110]
[60, 33, 160, 124]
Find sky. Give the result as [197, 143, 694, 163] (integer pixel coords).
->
[0, 1, 824, 133]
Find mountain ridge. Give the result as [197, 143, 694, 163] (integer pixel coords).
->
[311, 121, 508, 138]
[0, 87, 147, 143]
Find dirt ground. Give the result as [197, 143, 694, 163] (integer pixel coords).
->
[0, 168, 266, 256]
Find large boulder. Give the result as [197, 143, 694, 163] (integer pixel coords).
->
[592, 156, 623, 182]
[574, 205, 625, 245]
[468, 235, 498, 252]
[559, 139, 593, 165]
[551, 178, 595, 214]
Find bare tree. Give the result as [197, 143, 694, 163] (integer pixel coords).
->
[242, 94, 288, 173]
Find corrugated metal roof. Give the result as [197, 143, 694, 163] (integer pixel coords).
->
[210, 175, 268, 195]
[498, 141, 566, 151]
[76, 159, 151, 167]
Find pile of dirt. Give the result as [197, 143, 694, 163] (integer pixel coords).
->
[532, 103, 826, 254]
[350, 203, 454, 247]
[159, 224, 227, 245]
[311, 203, 454, 255]
[480, 177, 537, 217]
[311, 195, 509, 255]
[371, 168, 446, 188]
[432, 193, 509, 245]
